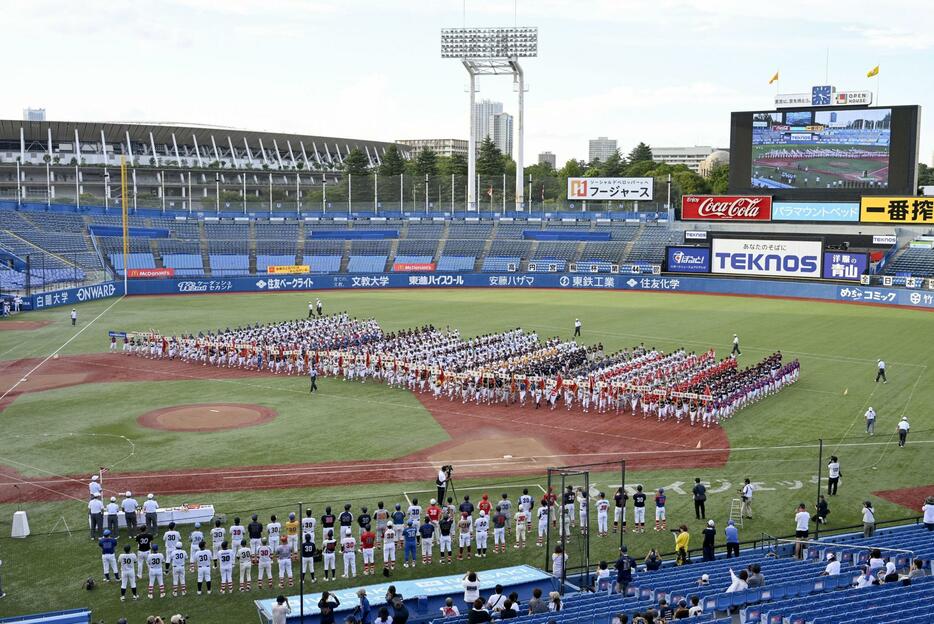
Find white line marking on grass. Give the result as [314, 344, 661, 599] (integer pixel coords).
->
[0, 296, 125, 404]
[868, 365, 927, 468]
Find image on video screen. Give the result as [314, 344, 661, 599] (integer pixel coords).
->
[750, 108, 891, 190]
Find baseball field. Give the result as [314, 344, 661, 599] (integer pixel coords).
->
[0, 288, 932, 623]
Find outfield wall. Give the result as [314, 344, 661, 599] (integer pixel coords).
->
[19, 273, 934, 311]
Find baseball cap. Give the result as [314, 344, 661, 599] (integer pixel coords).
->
[147, 493, 154, 499]
[707, 520, 715, 527]
[826, 553, 835, 560]
[289, 513, 295, 520]
[125, 491, 132, 497]
[91, 475, 99, 481]
[194, 522, 201, 528]
[103, 529, 111, 536]
[701, 574, 709, 581]
[430, 499, 436, 505]
[110, 496, 116, 502]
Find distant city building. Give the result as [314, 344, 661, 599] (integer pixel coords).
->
[588, 137, 617, 163]
[699, 149, 730, 178]
[472, 99, 504, 149]
[23, 108, 46, 122]
[538, 151, 556, 168]
[651, 146, 717, 173]
[397, 138, 469, 158]
[490, 112, 513, 158]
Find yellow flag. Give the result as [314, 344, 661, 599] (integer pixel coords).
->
[768, 71, 779, 84]
[867, 65, 880, 78]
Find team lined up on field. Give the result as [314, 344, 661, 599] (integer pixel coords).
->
[114, 314, 799, 425]
[97, 485, 679, 601]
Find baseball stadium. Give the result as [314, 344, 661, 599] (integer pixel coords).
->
[2, 10, 934, 624]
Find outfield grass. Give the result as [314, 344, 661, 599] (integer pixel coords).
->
[0, 290, 932, 622]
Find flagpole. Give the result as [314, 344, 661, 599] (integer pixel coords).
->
[876, 74, 880, 106]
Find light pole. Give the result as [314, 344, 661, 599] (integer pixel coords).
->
[442, 26, 537, 212]
[215, 172, 220, 213]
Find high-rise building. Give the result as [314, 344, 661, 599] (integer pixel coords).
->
[490, 112, 513, 158]
[23, 108, 46, 122]
[588, 137, 617, 163]
[397, 138, 469, 158]
[472, 99, 503, 148]
[650, 146, 717, 173]
[538, 151, 556, 168]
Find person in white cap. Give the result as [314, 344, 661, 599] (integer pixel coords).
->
[820, 552, 840, 576]
[106, 495, 121, 537]
[865, 406, 876, 435]
[122, 491, 139, 531]
[897, 417, 910, 447]
[731, 334, 741, 356]
[89, 474, 102, 498]
[875, 359, 887, 383]
[143, 493, 160, 536]
[574, 318, 582, 337]
[88, 492, 105, 539]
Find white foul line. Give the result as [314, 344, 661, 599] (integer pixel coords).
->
[0, 296, 125, 405]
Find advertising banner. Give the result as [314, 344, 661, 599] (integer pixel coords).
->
[567, 177, 654, 201]
[681, 195, 773, 221]
[267, 265, 310, 274]
[822, 252, 868, 281]
[666, 247, 711, 273]
[393, 262, 436, 272]
[772, 202, 859, 223]
[711, 238, 822, 278]
[872, 235, 897, 246]
[860, 197, 934, 224]
[127, 268, 175, 278]
[684, 231, 708, 240]
[27, 281, 123, 311]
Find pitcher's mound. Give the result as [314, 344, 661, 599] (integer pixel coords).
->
[138, 403, 277, 432]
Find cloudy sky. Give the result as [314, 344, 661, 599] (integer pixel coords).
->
[3, 0, 931, 166]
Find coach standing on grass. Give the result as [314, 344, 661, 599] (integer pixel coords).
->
[896, 417, 910, 447]
[875, 359, 887, 383]
[70, 308, 78, 326]
[309, 366, 318, 394]
[88, 493, 104, 539]
[573, 319, 582, 338]
[731, 334, 741, 356]
[692, 478, 707, 519]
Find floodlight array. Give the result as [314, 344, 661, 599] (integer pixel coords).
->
[441, 27, 538, 58]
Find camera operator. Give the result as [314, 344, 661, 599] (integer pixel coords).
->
[437, 466, 453, 502]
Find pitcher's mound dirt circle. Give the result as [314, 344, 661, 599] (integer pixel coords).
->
[138, 403, 277, 432]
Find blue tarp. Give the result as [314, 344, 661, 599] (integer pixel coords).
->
[0, 609, 92, 624]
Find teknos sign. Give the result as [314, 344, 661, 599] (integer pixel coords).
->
[681, 195, 773, 221]
[712, 238, 822, 278]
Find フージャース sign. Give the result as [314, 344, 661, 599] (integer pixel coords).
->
[567, 177, 653, 201]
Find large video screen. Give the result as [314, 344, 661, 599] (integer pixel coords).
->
[751, 109, 891, 190]
[728, 105, 920, 202]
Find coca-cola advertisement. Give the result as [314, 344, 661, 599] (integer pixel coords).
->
[681, 195, 773, 221]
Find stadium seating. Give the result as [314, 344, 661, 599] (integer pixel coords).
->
[436, 256, 476, 272]
[348, 255, 388, 273]
[162, 253, 205, 277]
[482, 256, 521, 272]
[883, 248, 934, 277]
[109, 253, 156, 274]
[209, 254, 250, 276]
[256, 255, 300, 273]
[306, 255, 341, 273]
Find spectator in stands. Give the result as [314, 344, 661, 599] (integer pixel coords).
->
[614, 546, 636, 595]
[391, 594, 409, 624]
[726, 568, 748, 593]
[272, 595, 291, 624]
[862, 501, 876, 537]
[879, 562, 899, 584]
[485, 584, 506, 612]
[673, 599, 690, 619]
[688, 596, 703, 617]
[657, 598, 673, 619]
[375, 607, 392, 624]
[466, 600, 490, 624]
[500, 600, 517, 619]
[908, 558, 926, 581]
[922, 496, 934, 531]
[725, 520, 740, 558]
[595, 560, 611, 593]
[355, 589, 371, 624]
[793, 503, 810, 558]
[644, 548, 662, 571]
[868, 549, 885, 573]
[695, 573, 710, 586]
[610, 614, 628, 624]
[674, 525, 690, 565]
[820, 552, 841, 576]
[547, 591, 562, 612]
[507, 592, 520, 613]
[318, 591, 341, 624]
[439, 597, 459, 617]
[462, 572, 481, 610]
[552, 545, 567, 583]
[385, 585, 398, 604]
[701, 520, 716, 561]
[528, 588, 548, 614]
[855, 565, 875, 588]
[815, 495, 829, 525]
[746, 563, 764, 588]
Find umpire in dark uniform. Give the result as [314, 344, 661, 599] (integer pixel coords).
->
[692, 478, 707, 519]
[309, 366, 318, 393]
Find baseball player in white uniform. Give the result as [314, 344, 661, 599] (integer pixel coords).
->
[170, 544, 187, 596]
[194, 541, 213, 595]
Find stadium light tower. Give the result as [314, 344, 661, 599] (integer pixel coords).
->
[442, 26, 537, 212]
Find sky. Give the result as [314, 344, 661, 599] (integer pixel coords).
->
[3, 0, 932, 166]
